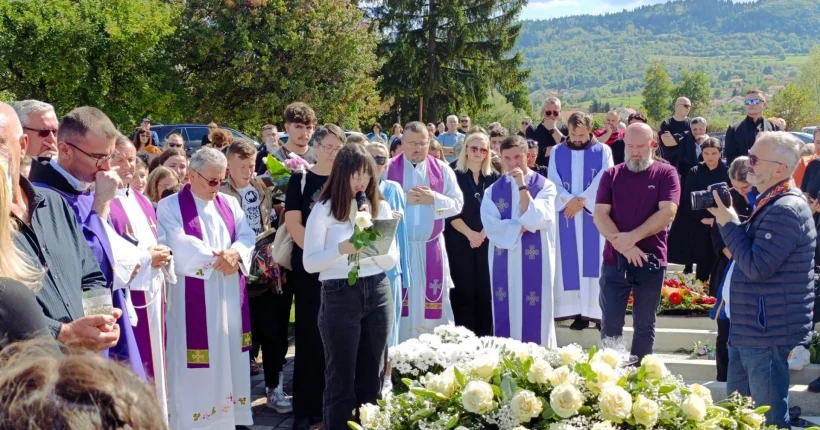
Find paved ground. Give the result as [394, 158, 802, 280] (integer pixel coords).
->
[248, 344, 303, 430]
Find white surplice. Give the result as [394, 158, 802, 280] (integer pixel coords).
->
[391, 157, 464, 342]
[157, 192, 255, 430]
[481, 171, 558, 348]
[107, 188, 173, 420]
[547, 143, 613, 321]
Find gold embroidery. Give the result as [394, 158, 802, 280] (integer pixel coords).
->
[187, 349, 209, 364]
[241, 332, 252, 348]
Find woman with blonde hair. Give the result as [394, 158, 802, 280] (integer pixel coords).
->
[144, 166, 180, 205]
[428, 138, 446, 162]
[444, 132, 498, 336]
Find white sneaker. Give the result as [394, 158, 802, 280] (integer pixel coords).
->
[789, 346, 811, 371]
[266, 386, 293, 413]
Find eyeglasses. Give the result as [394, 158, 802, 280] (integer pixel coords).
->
[544, 110, 560, 117]
[468, 146, 489, 155]
[167, 142, 183, 148]
[745, 99, 762, 106]
[194, 170, 223, 187]
[405, 140, 428, 148]
[23, 127, 57, 138]
[63, 141, 116, 167]
[373, 155, 387, 165]
[316, 142, 342, 154]
[748, 154, 785, 167]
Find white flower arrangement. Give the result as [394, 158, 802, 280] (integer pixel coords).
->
[351, 326, 780, 430]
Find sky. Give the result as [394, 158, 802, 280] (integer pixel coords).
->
[520, 0, 757, 21]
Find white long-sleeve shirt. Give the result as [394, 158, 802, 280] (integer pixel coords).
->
[303, 199, 399, 281]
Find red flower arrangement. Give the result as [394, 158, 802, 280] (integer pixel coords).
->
[627, 273, 717, 315]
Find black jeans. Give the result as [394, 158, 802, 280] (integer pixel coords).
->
[716, 318, 730, 382]
[599, 264, 665, 360]
[291, 247, 325, 419]
[249, 284, 294, 388]
[318, 273, 393, 430]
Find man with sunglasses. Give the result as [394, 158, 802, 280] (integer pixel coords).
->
[526, 97, 569, 167]
[725, 90, 781, 164]
[658, 97, 692, 171]
[13, 99, 59, 162]
[518, 117, 532, 137]
[458, 115, 471, 134]
[709, 132, 814, 428]
[163, 132, 185, 152]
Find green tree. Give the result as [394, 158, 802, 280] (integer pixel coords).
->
[0, 0, 181, 128]
[641, 63, 673, 122]
[603, 101, 612, 112]
[590, 99, 600, 113]
[472, 90, 528, 134]
[171, 0, 385, 131]
[671, 70, 711, 116]
[796, 46, 820, 114]
[373, 0, 529, 123]
[769, 82, 816, 131]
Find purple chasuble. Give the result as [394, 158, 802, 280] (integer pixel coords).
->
[387, 153, 445, 319]
[107, 191, 163, 379]
[490, 173, 547, 343]
[178, 184, 252, 368]
[554, 143, 603, 291]
[38, 185, 146, 380]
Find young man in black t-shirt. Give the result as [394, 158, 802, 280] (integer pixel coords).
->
[659, 97, 692, 169]
[526, 97, 568, 166]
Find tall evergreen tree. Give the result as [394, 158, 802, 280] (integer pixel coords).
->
[372, 0, 529, 123]
[641, 63, 673, 122]
[590, 99, 600, 113]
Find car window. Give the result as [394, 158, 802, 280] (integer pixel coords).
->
[185, 127, 209, 142]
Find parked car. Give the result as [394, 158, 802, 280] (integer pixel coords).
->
[802, 126, 817, 135]
[790, 132, 815, 144]
[145, 123, 260, 156]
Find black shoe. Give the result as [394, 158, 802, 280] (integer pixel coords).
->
[293, 417, 311, 430]
[236, 426, 252, 430]
[570, 317, 589, 331]
[810, 376, 820, 393]
[595, 323, 601, 332]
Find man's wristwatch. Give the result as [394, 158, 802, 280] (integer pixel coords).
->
[518, 185, 528, 191]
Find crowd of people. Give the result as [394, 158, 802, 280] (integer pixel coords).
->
[0, 89, 817, 430]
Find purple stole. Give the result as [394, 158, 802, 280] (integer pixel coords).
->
[554, 143, 603, 291]
[107, 191, 163, 380]
[387, 153, 445, 319]
[178, 184, 252, 368]
[490, 173, 547, 343]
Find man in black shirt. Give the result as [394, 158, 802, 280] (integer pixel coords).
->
[458, 115, 471, 134]
[724, 89, 781, 163]
[0, 102, 118, 351]
[255, 124, 279, 175]
[526, 97, 568, 166]
[659, 97, 692, 169]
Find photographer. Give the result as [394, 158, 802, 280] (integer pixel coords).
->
[709, 132, 816, 428]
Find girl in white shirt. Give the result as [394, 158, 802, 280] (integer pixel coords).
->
[303, 144, 398, 429]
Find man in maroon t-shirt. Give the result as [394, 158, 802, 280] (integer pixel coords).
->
[594, 123, 681, 360]
[594, 110, 624, 146]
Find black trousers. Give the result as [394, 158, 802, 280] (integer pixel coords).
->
[249, 284, 294, 388]
[691, 231, 716, 283]
[291, 248, 326, 419]
[716, 318, 730, 382]
[446, 233, 493, 337]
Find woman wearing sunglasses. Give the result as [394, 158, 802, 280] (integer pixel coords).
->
[443, 132, 499, 336]
[133, 128, 162, 157]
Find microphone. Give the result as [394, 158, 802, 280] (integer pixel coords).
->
[355, 191, 367, 212]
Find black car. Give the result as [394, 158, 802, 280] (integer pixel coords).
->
[147, 123, 259, 156]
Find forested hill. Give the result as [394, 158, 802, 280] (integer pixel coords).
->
[516, 0, 820, 96]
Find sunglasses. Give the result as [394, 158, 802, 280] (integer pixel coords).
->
[522, 122, 530, 126]
[469, 146, 489, 155]
[167, 143, 183, 148]
[373, 155, 387, 166]
[24, 127, 57, 138]
[679, 104, 691, 108]
[745, 99, 762, 106]
[194, 170, 223, 187]
[748, 154, 784, 167]
[544, 110, 559, 117]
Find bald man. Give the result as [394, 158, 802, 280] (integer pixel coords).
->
[659, 97, 692, 171]
[593, 123, 680, 360]
[0, 102, 119, 352]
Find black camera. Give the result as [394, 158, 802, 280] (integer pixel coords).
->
[690, 182, 732, 210]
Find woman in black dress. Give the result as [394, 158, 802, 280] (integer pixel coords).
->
[283, 124, 345, 430]
[444, 133, 499, 336]
[681, 137, 729, 283]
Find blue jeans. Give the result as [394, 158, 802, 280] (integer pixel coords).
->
[318, 273, 393, 430]
[599, 264, 665, 360]
[727, 345, 793, 429]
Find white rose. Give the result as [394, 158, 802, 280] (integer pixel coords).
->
[549, 365, 577, 387]
[469, 353, 499, 381]
[426, 368, 456, 398]
[462, 381, 495, 415]
[558, 344, 584, 365]
[549, 423, 579, 430]
[598, 385, 633, 423]
[510, 389, 543, 423]
[591, 422, 617, 430]
[354, 211, 373, 229]
[740, 409, 765, 428]
[527, 359, 553, 385]
[689, 383, 713, 405]
[549, 383, 584, 418]
[586, 361, 618, 394]
[641, 355, 669, 380]
[359, 403, 381, 427]
[632, 394, 660, 427]
[595, 348, 623, 369]
[682, 395, 707, 421]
